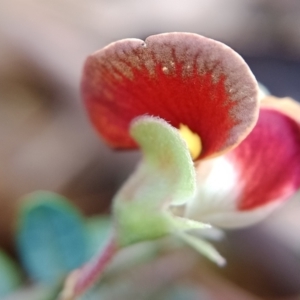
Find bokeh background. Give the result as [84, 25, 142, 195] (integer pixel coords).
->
[1, 0, 300, 299]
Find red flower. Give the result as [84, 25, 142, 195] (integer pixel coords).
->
[81, 33, 300, 228]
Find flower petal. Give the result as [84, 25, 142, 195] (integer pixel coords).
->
[261, 96, 300, 124]
[184, 108, 300, 228]
[82, 32, 259, 159]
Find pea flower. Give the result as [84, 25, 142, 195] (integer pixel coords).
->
[62, 33, 300, 299]
[82, 32, 300, 228]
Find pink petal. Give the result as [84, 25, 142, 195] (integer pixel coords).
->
[184, 108, 300, 228]
[261, 96, 300, 124]
[82, 32, 259, 159]
[233, 108, 300, 210]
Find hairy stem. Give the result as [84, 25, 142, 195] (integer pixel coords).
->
[60, 233, 118, 300]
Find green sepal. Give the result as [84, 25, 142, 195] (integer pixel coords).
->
[114, 203, 213, 249]
[114, 201, 171, 247]
[175, 231, 225, 266]
[167, 215, 211, 231]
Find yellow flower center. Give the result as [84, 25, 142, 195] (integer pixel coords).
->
[179, 124, 202, 160]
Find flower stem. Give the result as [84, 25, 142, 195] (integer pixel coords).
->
[60, 233, 118, 300]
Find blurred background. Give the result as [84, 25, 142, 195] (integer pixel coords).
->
[1, 0, 300, 299]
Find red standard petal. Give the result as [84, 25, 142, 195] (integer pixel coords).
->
[82, 33, 259, 159]
[229, 108, 300, 211]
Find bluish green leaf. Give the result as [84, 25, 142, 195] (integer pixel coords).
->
[85, 216, 112, 258]
[3, 285, 62, 300]
[16, 191, 87, 285]
[0, 249, 22, 297]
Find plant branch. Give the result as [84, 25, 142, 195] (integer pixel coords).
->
[59, 233, 118, 300]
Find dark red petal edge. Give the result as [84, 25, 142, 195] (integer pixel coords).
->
[82, 32, 259, 159]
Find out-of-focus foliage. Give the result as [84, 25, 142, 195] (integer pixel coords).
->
[16, 191, 111, 286]
[85, 216, 112, 258]
[0, 249, 22, 297]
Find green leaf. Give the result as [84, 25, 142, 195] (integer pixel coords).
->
[176, 231, 225, 266]
[0, 249, 22, 297]
[3, 285, 63, 300]
[16, 191, 87, 285]
[113, 116, 196, 207]
[85, 216, 112, 258]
